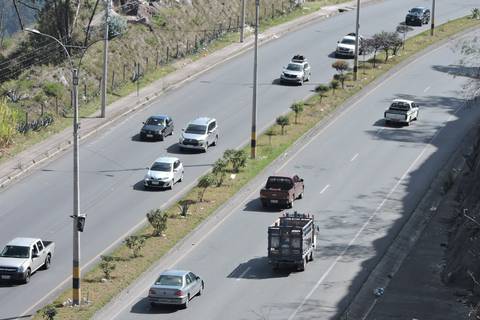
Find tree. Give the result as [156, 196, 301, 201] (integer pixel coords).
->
[290, 101, 304, 124]
[329, 79, 340, 95]
[396, 24, 413, 50]
[373, 31, 395, 62]
[265, 127, 276, 145]
[331, 60, 349, 89]
[223, 149, 247, 173]
[197, 173, 215, 202]
[389, 32, 403, 56]
[40, 304, 57, 320]
[99, 255, 116, 280]
[146, 209, 168, 236]
[212, 158, 228, 187]
[124, 235, 145, 258]
[360, 38, 374, 73]
[36, 0, 75, 48]
[315, 84, 330, 104]
[276, 115, 290, 135]
[365, 36, 383, 68]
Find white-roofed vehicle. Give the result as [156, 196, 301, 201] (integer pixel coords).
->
[335, 33, 364, 58]
[384, 99, 419, 126]
[144, 156, 184, 190]
[178, 117, 218, 152]
[0, 238, 55, 284]
[280, 55, 311, 85]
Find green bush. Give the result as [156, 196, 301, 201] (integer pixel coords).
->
[223, 149, 247, 173]
[99, 255, 116, 280]
[40, 304, 57, 320]
[197, 173, 215, 202]
[124, 235, 145, 258]
[146, 209, 168, 236]
[290, 101, 304, 124]
[315, 84, 330, 104]
[212, 158, 228, 186]
[108, 15, 128, 39]
[0, 99, 19, 149]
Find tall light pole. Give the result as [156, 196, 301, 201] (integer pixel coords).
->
[430, 0, 436, 36]
[251, 0, 259, 159]
[353, 0, 360, 81]
[101, 0, 111, 118]
[25, 28, 82, 306]
[240, 0, 246, 43]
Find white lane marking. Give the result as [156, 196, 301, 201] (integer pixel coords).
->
[424, 86, 431, 92]
[236, 266, 252, 281]
[350, 153, 359, 162]
[319, 185, 330, 194]
[287, 101, 465, 320]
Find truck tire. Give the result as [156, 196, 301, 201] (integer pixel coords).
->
[298, 258, 306, 271]
[261, 200, 268, 208]
[23, 269, 31, 284]
[43, 254, 51, 270]
[309, 252, 314, 262]
[272, 263, 280, 271]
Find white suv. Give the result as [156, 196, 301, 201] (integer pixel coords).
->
[280, 55, 311, 85]
[179, 117, 218, 152]
[336, 33, 364, 58]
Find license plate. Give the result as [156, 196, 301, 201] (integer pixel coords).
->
[146, 134, 153, 138]
[151, 181, 159, 185]
[270, 200, 278, 203]
[1, 275, 11, 280]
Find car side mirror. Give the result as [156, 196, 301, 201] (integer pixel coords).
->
[32, 253, 39, 258]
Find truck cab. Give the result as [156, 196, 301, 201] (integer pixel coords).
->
[0, 237, 55, 283]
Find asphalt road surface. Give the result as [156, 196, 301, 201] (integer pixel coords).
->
[0, 0, 477, 318]
[106, 31, 480, 320]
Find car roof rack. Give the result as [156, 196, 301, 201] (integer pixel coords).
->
[291, 54, 306, 63]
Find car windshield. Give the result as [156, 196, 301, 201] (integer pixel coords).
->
[266, 177, 294, 190]
[410, 8, 422, 14]
[390, 102, 410, 111]
[150, 162, 172, 172]
[155, 275, 183, 286]
[0, 245, 30, 258]
[145, 117, 165, 126]
[286, 63, 302, 71]
[185, 124, 207, 134]
[341, 38, 356, 45]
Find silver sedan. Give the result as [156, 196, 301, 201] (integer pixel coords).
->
[148, 269, 204, 308]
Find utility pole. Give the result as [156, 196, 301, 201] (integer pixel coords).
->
[430, 0, 436, 36]
[353, 0, 360, 81]
[72, 67, 81, 305]
[240, 0, 246, 42]
[251, 0, 259, 159]
[101, 0, 111, 118]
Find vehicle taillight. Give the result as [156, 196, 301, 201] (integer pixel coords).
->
[175, 290, 184, 297]
[149, 289, 156, 295]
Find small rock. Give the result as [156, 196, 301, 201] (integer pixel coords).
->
[101, 278, 108, 283]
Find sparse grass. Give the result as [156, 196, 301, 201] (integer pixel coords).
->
[31, 15, 480, 320]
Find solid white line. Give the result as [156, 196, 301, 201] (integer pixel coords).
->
[236, 266, 252, 281]
[424, 86, 431, 92]
[350, 153, 359, 162]
[319, 184, 330, 194]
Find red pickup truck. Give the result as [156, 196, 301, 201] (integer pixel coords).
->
[260, 175, 304, 208]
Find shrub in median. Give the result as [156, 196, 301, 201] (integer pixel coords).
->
[290, 102, 304, 124]
[276, 115, 290, 135]
[99, 255, 116, 280]
[212, 158, 228, 187]
[197, 173, 215, 202]
[40, 304, 57, 320]
[146, 209, 168, 236]
[124, 235, 146, 258]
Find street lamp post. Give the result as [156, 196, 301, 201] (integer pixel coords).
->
[251, 0, 259, 159]
[25, 28, 82, 306]
[101, 0, 111, 118]
[430, 0, 436, 36]
[353, 0, 360, 81]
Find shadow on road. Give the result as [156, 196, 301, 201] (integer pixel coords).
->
[227, 257, 291, 279]
[130, 297, 179, 314]
[243, 198, 284, 213]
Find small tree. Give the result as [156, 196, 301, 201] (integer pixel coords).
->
[366, 36, 382, 68]
[100, 255, 116, 280]
[230, 150, 247, 173]
[290, 101, 304, 124]
[373, 31, 393, 62]
[178, 199, 194, 217]
[315, 84, 330, 104]
[396, 24, 413, 50]
[124, 235, 145, 258]
[390, 32, 403, 56]
[331, 60, 349, 89]
[212, 158, 228, 187]
[329, 80, 340, 95]
[108, 15, 128, 39]
[265, 127, 276, 145]
[146, 209, 168, 236]
[276, 115, 290, 135]
[41, 305, 57, 320]
[197, 173, 215, 202]
[360, 38, 374, 73]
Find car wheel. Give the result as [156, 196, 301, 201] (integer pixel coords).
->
[297, 191, 304, 199]
[287, 201, 293, 209]
[183, 295, 190, 309]
[272, 263, 280, 271]
[297, 259, 305, 272]
[309, 252, 314, 262]
[197, 281, 204, 296]
[159, 133, 164, 141]
[23, 269, 31, 284]
[43, 254, 51, 270]
[139, 133, 145, 141]
[212, 135, 218, 146]
[179, 172, 184, 182]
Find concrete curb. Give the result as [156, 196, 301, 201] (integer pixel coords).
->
[0, 0, 377, 190]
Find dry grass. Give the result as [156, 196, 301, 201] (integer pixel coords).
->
[31, 15, 480, 320]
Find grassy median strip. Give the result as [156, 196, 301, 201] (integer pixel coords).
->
[34, 15, 480, 320]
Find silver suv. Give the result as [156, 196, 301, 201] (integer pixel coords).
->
[179, 117, 218, 152]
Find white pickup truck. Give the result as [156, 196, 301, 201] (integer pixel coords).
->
[0, 238, 55, 284]
[384, 99, 419, 126]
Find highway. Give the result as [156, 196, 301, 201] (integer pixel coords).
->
[0, 0, 478, 318]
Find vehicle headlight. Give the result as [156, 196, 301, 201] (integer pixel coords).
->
[144, 175, 151, 181]
[17, 265, 25, 272]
